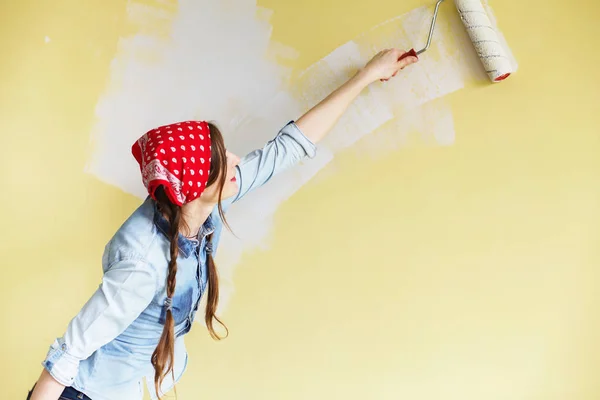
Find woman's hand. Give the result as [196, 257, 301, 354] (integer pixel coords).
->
[295, 47, 419, 144]
[359, 48, 419, 83]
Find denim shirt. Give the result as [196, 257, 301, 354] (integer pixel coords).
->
[42, 121, 316, 400]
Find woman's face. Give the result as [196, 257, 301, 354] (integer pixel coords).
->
[202, 150, 241, 203]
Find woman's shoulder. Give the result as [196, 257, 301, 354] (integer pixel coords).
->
[102, 197, 161, 268]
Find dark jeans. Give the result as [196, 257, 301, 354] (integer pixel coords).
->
[27, 384, 92, 400]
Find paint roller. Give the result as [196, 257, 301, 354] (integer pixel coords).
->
[399, 0, 513, 82]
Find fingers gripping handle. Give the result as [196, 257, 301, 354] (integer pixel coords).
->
[399, 48, 418, 61]
[381, 49, 418, 81]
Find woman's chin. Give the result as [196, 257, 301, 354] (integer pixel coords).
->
[221, 182, 239, 200]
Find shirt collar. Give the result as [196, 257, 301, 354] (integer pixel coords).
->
[152, 199, 215, 258]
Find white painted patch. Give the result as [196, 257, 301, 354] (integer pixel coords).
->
[86, 0, 298, 198]
[44, 36, 51, 43]
[351, 99, 456, 159]
[85, 0, 515, 314]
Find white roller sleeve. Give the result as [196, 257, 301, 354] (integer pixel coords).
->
[454, 0, 512, 82]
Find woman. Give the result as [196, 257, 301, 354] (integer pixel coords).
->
[29, 48, 418, 400]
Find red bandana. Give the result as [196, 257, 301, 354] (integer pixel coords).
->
[132, 121, 212, 206]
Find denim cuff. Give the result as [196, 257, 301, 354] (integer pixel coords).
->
[41, 337, 79, 386]
[284, 121, 317, 159]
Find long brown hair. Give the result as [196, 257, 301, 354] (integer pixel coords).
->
[151, 122, 230, 399]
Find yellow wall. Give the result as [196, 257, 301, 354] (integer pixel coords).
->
[3, 0, 599, 399]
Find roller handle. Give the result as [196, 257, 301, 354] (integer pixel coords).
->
[399, 48, 418, 61]
[380, 49, 419, 81]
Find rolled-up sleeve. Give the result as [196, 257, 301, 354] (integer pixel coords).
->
[233, 120, 317, 203]
[42, 259, 158, 386]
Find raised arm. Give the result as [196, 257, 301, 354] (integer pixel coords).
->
[296, 48, 418, 143]
[230, 48, 418, 204]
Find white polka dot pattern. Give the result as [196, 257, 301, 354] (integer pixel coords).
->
[131, 120, 213, 206]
